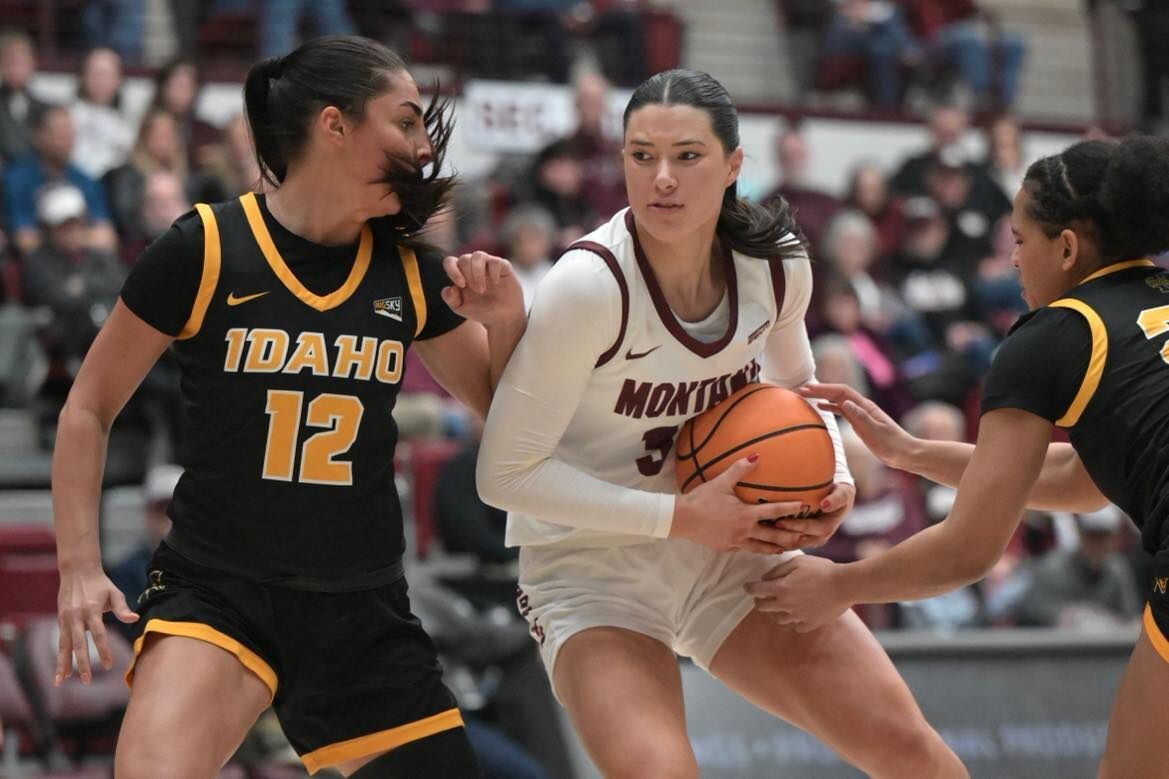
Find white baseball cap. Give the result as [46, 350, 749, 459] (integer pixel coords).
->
[37, 183, 87, 226]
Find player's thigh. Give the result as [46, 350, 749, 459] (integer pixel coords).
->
[710, 609, 962, 777]
[1098, 627, 1169, 779]
[554, 626, 697, 779]
[117, 634, 271, 778]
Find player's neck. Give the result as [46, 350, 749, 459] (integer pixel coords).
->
[266, 173, 365, 246]
[639, 227, 725, 320]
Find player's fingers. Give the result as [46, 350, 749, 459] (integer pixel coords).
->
[71, 618, 92, 684]
[750, 524, 803, 549]
[111, 590, 140, 624]
[773, 517, 821, 535]
[740, 539, 787, 555]
[715, 455, 758, 487]
[441, 285, 463, 311]
[798, 383, 857, 404]
[487, 256, 505, 286]
[469, 252, 489, 294]
[756, 557, 799, 581]
[442, 254, 467, 288]
[55, 619, 74, 685]
[819, 486, 850, 513]
[753, 500, 805, 522]
[85, 612, 114, 670]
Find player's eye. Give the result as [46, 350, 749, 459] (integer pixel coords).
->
[678, 151, 700, 161]
[630, 150, 652, 162]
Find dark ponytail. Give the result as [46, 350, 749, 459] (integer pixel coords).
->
[623, 69, 806, 260]
[241, 35, 455, 241]
[1024, 134, 1169, 262]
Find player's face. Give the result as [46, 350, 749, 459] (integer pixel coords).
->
[1010, 186, 1071, 309]
[623, 104, 743, 245]
[344, 71, 433, 217]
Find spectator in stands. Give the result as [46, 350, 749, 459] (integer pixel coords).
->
[819, 0, 923, 108]
[147, 57, 219, 166]
[900, 399, 966, 522]
[108, 464, 183, 639]
[103, 107, 216, 242]
[843, 160, 905, 271]
[1109, 0, 1169, 132]
[22, 184, 125, 366]
[498, 204, 556, 306]
[4, 104, 117, 255]
[765, 125, 840, 254]
[886, 196, 985, 404]
[983, 113, 1025, 199]
[259, 0, 357, 58]
[200, 114, 262, 199]
[515, 138, 599, 252]
[921, 143, 1011, 273]
[119, 170, 192, 265]
[1007, 506, 1143, 630]
[434, 415, 517, 566]
[889, 100, 970, 196]
[898, 0, 1027, 109]
[817, 427, 927, 627]
[564, 71, 626, 219]
[813, 276, 915, 418]
[0, 29, 49, 166]
[69, 47, 134, 180]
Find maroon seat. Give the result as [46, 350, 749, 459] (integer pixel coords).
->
[401, 438, 462, 559]
[0, 554, 60, 625]
[0, 523, 56, 556]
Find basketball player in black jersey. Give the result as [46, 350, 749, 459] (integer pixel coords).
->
[50, 36, 524, 778]
[751, 134, 1169, 778]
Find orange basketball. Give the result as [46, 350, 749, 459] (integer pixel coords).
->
[675, 382, 835, 511]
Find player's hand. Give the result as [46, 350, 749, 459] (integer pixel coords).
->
[56, 563, 138, 686]
[773, 482, 855, 549]
[442, 251, 525, 330]
[670, 456, 806, 554]
[798, 384, 916, 471]
[745, 555, 851, 632]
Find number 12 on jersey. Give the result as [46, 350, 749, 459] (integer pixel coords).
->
[262, 390, 364, 485]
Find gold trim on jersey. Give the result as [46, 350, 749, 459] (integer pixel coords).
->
[1049, 298, 1107, 427]
[125, 618, 277, 701]
[240, 191, 372, 312]
[1079, 258, 1155, 285]
[178, 203, 223, 339]
[399, 246, 427, 337]
[1144, 605, 1169, 665]
[301, 707, 464, 774]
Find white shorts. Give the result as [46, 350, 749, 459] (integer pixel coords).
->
[516, 538, 799, 697]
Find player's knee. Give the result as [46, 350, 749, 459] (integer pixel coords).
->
[862, 717, 966, 779]
[116, 737, 216, 779]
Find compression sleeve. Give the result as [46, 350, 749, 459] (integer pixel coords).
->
[476, 250, 676, 538]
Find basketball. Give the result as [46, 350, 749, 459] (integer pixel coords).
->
[675, 382, 836, 511]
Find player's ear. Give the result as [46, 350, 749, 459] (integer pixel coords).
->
[319, 105, 348, 146]
[1059, 227, 1079, 271]
[726, 146, 744, 188]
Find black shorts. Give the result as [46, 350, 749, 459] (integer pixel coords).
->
[1148, 548, 1169, 666]
[125, 543, 464, 775]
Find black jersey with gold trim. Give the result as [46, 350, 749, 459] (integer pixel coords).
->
[982, 260, 1169, 553]
[120, 193, 462, 589]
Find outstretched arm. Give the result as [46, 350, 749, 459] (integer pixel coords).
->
[749, 407, 1052, 630]
[800, 384, 1109, 513]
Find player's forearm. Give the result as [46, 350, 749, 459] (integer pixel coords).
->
[895, 438, 976, 488]
[51, 402, 109, 572]
[834, 521, 994, 605]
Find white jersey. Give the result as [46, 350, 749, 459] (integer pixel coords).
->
[478, 208, 851, 548]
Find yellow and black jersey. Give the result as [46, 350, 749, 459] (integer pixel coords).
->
[120, 193, 463, 590]
[982, 259, 1169, 554]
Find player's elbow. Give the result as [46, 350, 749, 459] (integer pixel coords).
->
[474, 449, 517, 511]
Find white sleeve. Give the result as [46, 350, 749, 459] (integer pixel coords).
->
[476, 252, 676, 538]
[760, 257, 854, 487]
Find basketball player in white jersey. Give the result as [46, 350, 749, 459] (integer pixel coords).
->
[477, 69, 966, 778]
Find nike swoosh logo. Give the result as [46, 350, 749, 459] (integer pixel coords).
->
[625, 345, 661, 360]
[226, 291, 270, 306]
